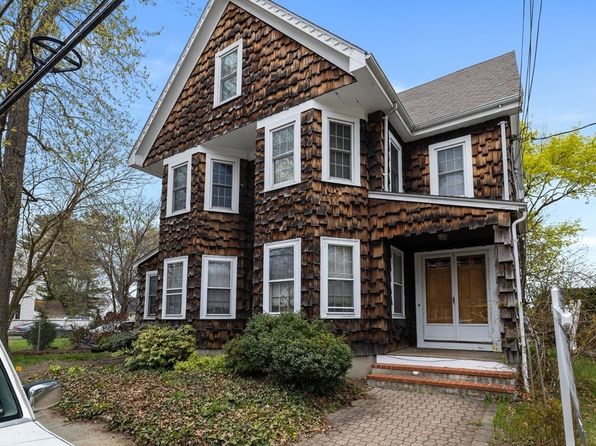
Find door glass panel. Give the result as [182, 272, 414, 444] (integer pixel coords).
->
[425, 257, 452, 323]
[457, 255, 488, 324]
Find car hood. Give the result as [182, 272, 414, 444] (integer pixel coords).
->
[1, 420, 72, 445]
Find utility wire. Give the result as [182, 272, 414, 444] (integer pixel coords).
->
[532, 122, 596, 141]
[524, 0, 543, 122]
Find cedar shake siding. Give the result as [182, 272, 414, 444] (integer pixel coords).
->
[144, 2, 354, 166]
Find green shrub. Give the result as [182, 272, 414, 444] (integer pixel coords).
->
[69, 326, 90, 348]
[98, 330, 139, 352]
[174, 352, 227, 373]
[125, 325, 196, 370]
[23, 314, 56, 351]
[225, 313, 352, 393]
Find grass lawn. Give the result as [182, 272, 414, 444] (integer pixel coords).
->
[494, 355, 596, 445]
[9, 336, 71, 352]
[41, 362, 362, 446]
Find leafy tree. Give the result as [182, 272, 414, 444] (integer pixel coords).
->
[0, 1, 153, 347]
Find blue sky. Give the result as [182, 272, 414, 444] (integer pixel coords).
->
[127, 0, 596, 263]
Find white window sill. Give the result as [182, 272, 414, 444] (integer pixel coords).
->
[264, 179, 302, 193]
[392, 314, 406, 320]
[143, 316, 156, 321]
[166, 208, 191, 218]
[322, 177, 361, 187]
[201, 314, 235, 320]
[204, 206, 239, 214]
[321, 313, 359, 319]
[213, 93, 241, 109]
[162, 315, 186, 320]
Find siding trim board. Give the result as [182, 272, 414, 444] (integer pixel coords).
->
[369, 192, 524, 211]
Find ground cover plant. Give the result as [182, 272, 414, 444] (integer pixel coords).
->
[49, 360, 362, 446]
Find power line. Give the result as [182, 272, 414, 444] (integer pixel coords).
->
[532, 122, 596, 141]
[524, 0, 543, 121]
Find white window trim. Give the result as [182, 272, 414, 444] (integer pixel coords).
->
[143, 270, 158, 320]
[385, 132, 403, 193]
[322, 110, 361, 186]
[390, 247, 405, 319]
[162, 256, 188, 320]
[263, 239, 302, 314]
[213, 39, 243, 107]
[320, 237, 361, 319]
[429, 135, 473, 198]
[200, 255, 237, 320]
[264, 115, 302, 192]
[166, 153, 192, 218]
[204, 152, 240, 214]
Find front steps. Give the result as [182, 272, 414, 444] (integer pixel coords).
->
[366, 354, 517, 399]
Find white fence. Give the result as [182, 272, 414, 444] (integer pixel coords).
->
[551, 287, 587, 446]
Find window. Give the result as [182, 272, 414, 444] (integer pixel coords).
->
[320, 237, 361, 318]
[263, 239, 301, 314]
[429, 135, 473, 197]
[162, 257, 187, 319]
[214, 40, 243, 107]
[264, 117, 301, 191]
[322, 111, 360, 186]
[200, 256, 237, 319]
[166, 156, 192, 217]
[204, 153, 240, 213]
[391, 247, 405, 319]
[144, 271, 158, 319]
[386, 134, 403, 192]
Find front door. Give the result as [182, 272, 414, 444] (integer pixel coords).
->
[415, 247, 499, 351]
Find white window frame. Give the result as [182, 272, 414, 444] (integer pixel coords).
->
[162, 256, 188, 320]
[166, 153, 192, 217]
[143, 270, 158, 320]
[429, 135, 473, 198]
[213, 39, 243, 107]
[320, 237, 361, 319]
[263, 239, 302, 314]
[385, 133, 403, 193]
[322, 110, 361, 186]
[264, 115, 301, 192]
[204, 152, 240, 214]
[200, 255, 237, 320]
[390, 247, 405, 319]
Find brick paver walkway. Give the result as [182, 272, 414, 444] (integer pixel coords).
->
[298, 388, 496, 446]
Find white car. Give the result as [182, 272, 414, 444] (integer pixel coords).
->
[0, 341, 71, 445]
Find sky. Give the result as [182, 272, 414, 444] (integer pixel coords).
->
[126, 0, 596, 264]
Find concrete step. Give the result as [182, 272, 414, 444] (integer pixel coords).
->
[366, 372, 516, 399]
[371, 363, 516, 386]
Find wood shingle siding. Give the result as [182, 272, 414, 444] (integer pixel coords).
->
[144, 3, 354, 166]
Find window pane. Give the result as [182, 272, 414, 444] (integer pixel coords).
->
[211, 161, 233, 209]
[213, 162, 233, 186]
[329, 121, 352, 180]
[390, 143, 400, 192]
[208, 261, 231, 288]
[437, 146, 464, 174]
[393, 284, 403, 315]
[330, 149, 351, 179]
[220, 49, 238, 78]
[173, 164, 187, 188]
[207, 289, 231, 315]
[330, 122, 352, 151]
[269, 247, 294, 280]
[219, 49, 238, 102]
[166, 262, 183, 289]
[272, 125, 294, 157]
[148, 275, 157, 316]
[270, 281, 294, 313]
[166, 292, 182, 316]
[392, 252, 403, 284]
[212, 185, 232, 208]
[328, 245, 353, 279]
[273, 155, 294, 184]
[439, 171, 465, 196]
[328, 280, 354, 312]
[172, 164, 187, 212]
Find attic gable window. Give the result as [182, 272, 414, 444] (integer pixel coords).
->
[214, 40, 243, 107]
[264, 114, 301, 191]
[429, 135, 473, 197]
[322, 111, 361, 186]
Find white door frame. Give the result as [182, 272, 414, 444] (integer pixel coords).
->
[414, 245, 502, 352]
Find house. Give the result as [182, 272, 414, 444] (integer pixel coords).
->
[130, 0, 526, 390]
[9, 295, 37, 329]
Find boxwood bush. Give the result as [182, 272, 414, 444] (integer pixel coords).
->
[125, 325, 196, 370]
[225, 313, 352, 393]
[97, 330, 139, 352]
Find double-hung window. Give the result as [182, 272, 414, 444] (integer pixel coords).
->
[204, 153, 240, 213]
[263, 239, 301, 313]
[162, 257, 187, 320]
[429, 135, 473, 197]
[390, 247, 405, 318]
[166, 156, 191, 217]
[320, 237, 361, 318]
[214, 40, 242, 107]
[144, 271, 158, 319]
[264, 116, 301, 191]
[386, 134, 403, 192]
[200, 256, 237, 319]
[322, 111, 360, 186]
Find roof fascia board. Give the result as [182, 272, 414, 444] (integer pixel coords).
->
[369, 191, 525, 212]
[133, 248, 159, 269]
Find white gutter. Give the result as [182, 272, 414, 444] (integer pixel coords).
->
[369, 191, 524, 211]
[512, 209, 529, 392]
[499, 120, 511, 201]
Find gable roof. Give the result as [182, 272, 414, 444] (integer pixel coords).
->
[398, 52, 520, 129]
[34, 300, 66, 319]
